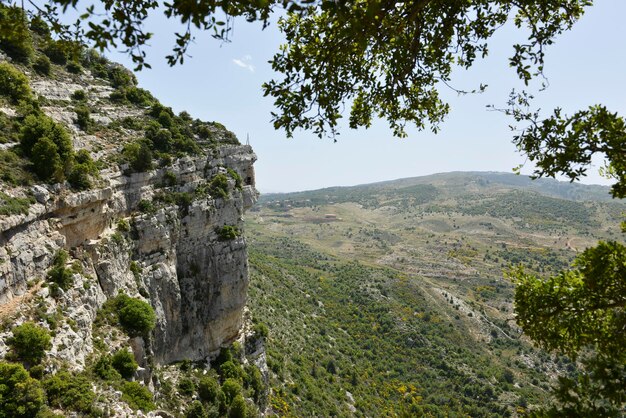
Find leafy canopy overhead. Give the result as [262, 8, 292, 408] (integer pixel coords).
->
[13, 0, 626, 192]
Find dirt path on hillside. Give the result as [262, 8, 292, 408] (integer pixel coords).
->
[0, 283, 41, 319]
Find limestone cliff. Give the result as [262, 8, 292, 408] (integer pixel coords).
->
[0, 54, 258, 368]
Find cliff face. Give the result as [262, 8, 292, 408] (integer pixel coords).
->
[1, 144, 257, 366]
[0, 53, 259, 373]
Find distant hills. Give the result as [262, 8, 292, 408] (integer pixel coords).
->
[260, 171, 616, 203]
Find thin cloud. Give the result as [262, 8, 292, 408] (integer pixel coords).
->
[232, 56, 255, 73]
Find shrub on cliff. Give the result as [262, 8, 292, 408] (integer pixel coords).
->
[0, 62, 31, 103]
[98, 294, 156, 338]
[121, 381, 154, 412]
[229, 394, 247, 418]
[8, 322, 51, 365]
[33, 55, 51, 76]
[20, 113, 74, 182]
[47, 250, 74, 291]
[111, 349, 138, 379]
[43, 371, 96, 413]
[216, 225, 240, 241]
[209, 173, 229, 199]
[198, 375, 220, 403]
[118, 296, 156, 337]
[221, 378, 242, 404]
[92, 354, 121, 381]
[186, 400, 208, 418]
[123, 140, 153, 173]
[0, 361, 45, 418]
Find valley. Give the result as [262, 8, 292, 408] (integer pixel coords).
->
[245, 172, 625, 416]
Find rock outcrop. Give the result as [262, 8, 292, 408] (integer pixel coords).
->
[1, 145, 257, 366]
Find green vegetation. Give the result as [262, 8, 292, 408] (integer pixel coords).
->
[0, 62, 31, 103]
[97, 293, 156, 338]
[247, 174, 626, 416]
[68, 149, 99, 190]
[511, 241, 626, 416]
[198, 375, 220, 403]
[0, 5, 33, 63]
[42, 370, 96, 414]
[46, 250, 73, 291]
[92, 354, 122, 381]
[8, 322, 51, 365]
[121, 381, 155, 412]
[33, 55, 51, 75]
[111, 349, 138, 379]
[216, 225, 240, 241]
[208, 173, 230, 199]
[0, 192, 35, 216]
[123, 140, 153, 173]
[74, 105, 91, 131]
[0, 361, 45, 418]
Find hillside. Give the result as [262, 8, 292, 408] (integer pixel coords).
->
[246, 172, 625, 416]
[0, 7, 265, 418]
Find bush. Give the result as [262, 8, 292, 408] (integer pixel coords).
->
[125, 87, 155, 106]
[47, 250, 73, 291]
[71, 89, 87, 101]
[227, 168, 243, 189]
[229, 394, 247, 418]
[244, 364, 264, 402]
[123, 140, 153, 172]
[108, 66, 135, 89]
[66, 61, 82, 74]
[0, 6, 33, 63]
[43, 40, 71, 65]
[68, 150, 98, 190]
[221, 378, 242, 404]
[121, 381, 154, 412]
[252, 322, 269, 339]
[111, 349, 138, 379]
[19, 114, 73, 182]
[116, 295, 156, 337]
[186, 400, 208, 418]
[31, 137, 63, 182]
[219, 361, 243, 380]
[92, 355, 121, 381]
[137, 199, 156, 214]
[0, 192, 35, 216]
[0, 361, 45, 417]
[178, 377, 196, 396]
[0, 62, 31, 103]
[74, 105, 90, 130]
[198, 375, 220, 403]
[8, 322, 51, 365]
[209, 173, 230, 199]
[43, 371, 96, 413]
[217, 225, 240, 241]
[33, 55, 51, 76]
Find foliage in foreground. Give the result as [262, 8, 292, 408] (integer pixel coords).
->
[512, 240, 626, 416]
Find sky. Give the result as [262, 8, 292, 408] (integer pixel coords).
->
[105, 1, 626, 193]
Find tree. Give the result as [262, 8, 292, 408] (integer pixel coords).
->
[13, 1, 592, 137]
[0, 361, 45, 418]
[8, 322, 52, 365]
[111, 348, 138, 379]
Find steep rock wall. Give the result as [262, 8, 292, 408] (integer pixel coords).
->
[0, 145, 257, 366]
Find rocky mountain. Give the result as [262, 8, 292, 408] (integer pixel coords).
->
[0, 8, 264, 417]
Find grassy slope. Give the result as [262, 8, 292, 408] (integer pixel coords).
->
[246, 172, 624, 417]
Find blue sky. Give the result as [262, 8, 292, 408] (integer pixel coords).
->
[108, 1, 626, 193]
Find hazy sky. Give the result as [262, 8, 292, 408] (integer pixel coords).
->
[108, 1, 626, 193]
